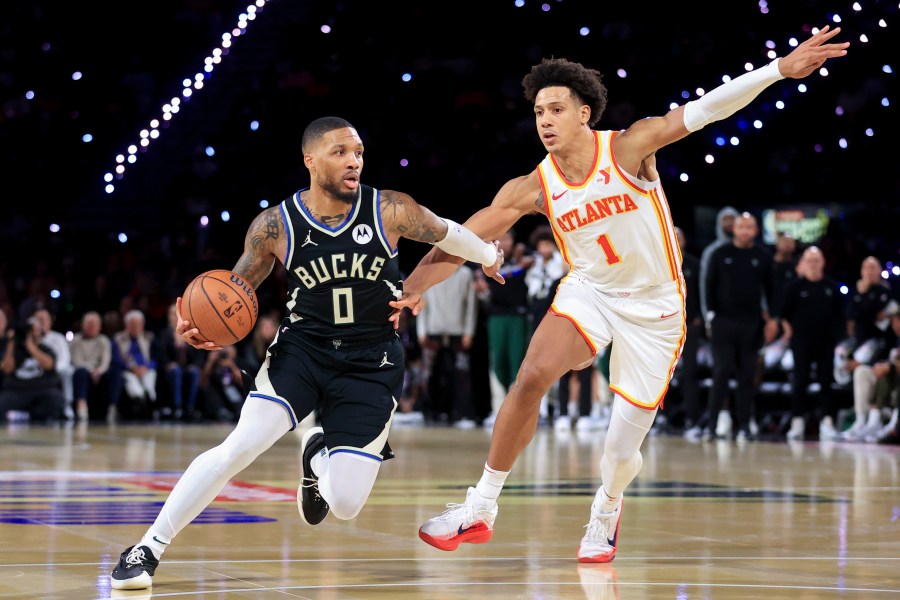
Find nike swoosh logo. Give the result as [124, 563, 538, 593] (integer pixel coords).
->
[152, 536, 169, 545]
[551, 190, 568, 200]
[458, 524, 475, 535]
[660, 311, 679, 319]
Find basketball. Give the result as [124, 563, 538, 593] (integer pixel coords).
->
[181, 269, 259, 346]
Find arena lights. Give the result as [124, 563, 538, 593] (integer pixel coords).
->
[664, 1, 896, 180]
[102, 0, 270, 194]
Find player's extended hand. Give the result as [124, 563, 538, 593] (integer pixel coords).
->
[482, 241, 505, 284]
[175, 296, 223, 351]
[778, 25, 849, 79]
[388, 292, 425, 330]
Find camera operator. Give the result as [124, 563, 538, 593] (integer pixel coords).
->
[199, 345, 245, 422]
[0, 317, 64, 422]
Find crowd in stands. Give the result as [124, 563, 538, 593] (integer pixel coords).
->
[0, 297, 280, 425]
[2, 207, 899, 451]
[2, 4, 898, 446]
[394, 213, 900, 447]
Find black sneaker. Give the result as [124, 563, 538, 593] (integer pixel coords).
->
[297, 426, 329, 525]
[110, 545, 158, 590]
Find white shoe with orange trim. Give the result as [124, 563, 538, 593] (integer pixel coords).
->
[418, 487, 497, 551]
[578, 496, 623, 563]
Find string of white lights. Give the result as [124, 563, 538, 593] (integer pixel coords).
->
[512, 1, 892, 182]
[665, 2, 893, 182]
[102, 0, 269, 195]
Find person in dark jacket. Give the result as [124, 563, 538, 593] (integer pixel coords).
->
[705, 213, 777, 440]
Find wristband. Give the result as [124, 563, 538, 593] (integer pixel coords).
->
[433, 218, 498, 266]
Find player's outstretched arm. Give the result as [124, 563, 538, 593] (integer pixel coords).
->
[387, 175, 539, 327]
[615, 25, 849, 173]
[380, 189, 503, 274]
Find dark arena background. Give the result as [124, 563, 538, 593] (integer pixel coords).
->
[1, 0, 898, 329]
[2, 2, 900, 599]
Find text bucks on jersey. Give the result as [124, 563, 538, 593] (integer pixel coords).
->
[281, 185, 402, 338]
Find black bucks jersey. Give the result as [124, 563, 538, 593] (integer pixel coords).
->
[279, 184, 403, 342]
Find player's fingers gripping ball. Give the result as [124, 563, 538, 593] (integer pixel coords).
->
[182, 270, 259, 346]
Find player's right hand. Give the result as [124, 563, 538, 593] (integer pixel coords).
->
[175, 296, 224, 351]
[482, 241, 505, 284]
[388, 292, 426, 329]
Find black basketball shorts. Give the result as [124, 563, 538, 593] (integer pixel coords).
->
[250, 326, 403, 461]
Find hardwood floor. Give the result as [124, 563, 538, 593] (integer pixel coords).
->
[0, 420, 898, 599]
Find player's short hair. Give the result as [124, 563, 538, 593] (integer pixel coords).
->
[302, 116, 356, 153]
[522, 58, 608, 127]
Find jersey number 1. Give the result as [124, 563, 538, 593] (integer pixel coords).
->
[596, 234, 622, 265]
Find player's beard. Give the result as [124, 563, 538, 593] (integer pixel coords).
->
[319, 176, 359, 204]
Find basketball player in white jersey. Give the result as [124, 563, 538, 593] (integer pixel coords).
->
[390, 26, 848, 561]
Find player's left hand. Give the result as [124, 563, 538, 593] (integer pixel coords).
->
[389, 292, 426, 329]
[779, 25, 849, 79]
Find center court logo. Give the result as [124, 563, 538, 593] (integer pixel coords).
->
[353, 224, 373, 244]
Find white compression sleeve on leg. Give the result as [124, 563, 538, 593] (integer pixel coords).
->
[148, 397, 291, 541]
[682, 58, 784, 132]
[433, 218, 498, 266]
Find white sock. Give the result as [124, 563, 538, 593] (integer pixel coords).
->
[474, 463, 509, 502]
[867, 408, 882, 427]
[594, 486, 619, 514]
[310, 445, 328, 478]
[140, 531, 170, 558]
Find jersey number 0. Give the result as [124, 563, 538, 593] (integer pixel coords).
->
[332, 288, 355, 324]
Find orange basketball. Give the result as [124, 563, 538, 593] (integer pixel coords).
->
[181, 269, 259, 346]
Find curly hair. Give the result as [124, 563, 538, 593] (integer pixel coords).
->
[522, 58, 608, 127]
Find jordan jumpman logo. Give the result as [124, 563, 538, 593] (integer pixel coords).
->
[302, 230, 318, 247]
[379, 352, 394, 367]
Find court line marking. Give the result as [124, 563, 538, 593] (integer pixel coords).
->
[3, 555, 899, 568]
[105, 581, 900, 597]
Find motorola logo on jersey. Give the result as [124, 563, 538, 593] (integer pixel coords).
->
[353, 224, 373, 244]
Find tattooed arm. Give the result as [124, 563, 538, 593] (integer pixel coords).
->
[174, 207, 285, 350]
[232, 207, 285, 289]
[381, 188, 502, 271]
[380, 189, 449, 248]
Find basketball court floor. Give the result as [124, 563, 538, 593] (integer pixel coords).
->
[0, 420, 898, 599]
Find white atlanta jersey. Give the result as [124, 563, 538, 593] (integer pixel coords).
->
[537, 130, 682, 291]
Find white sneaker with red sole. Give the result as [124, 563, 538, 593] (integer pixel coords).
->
[578, 496, 623, 563]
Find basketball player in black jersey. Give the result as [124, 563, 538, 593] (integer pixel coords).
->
[110, 116, 504, 591]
